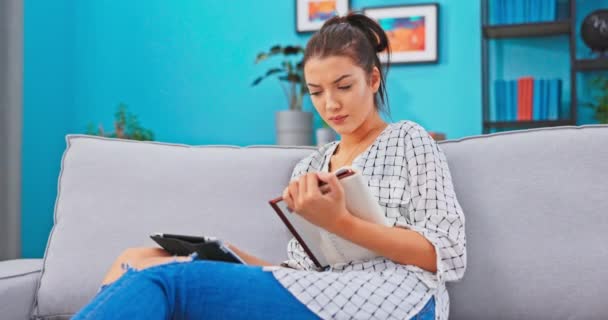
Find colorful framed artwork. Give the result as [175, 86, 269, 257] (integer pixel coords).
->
[364, 3, 439, 65]
[296, 0, 350, 33]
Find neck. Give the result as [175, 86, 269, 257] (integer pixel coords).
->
[339, 113, 387, 151]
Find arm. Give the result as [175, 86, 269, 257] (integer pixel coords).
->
[328, 213, 437, 273]
[285, 173, 437, 272]
[226, 244, 274, 267]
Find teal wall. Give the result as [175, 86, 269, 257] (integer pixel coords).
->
[23, 0, 74, 258]
[23, 0, 604, 257]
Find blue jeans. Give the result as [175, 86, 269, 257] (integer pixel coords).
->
[72, 260, 435, 319]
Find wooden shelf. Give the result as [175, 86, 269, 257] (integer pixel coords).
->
[483, 21, 570, 39]
[574, 58, 608, 71]
[483, 120, 574, 129]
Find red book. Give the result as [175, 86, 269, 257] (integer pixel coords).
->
[517, 78, 526, 121]
[527, 78, 534, 120]
[521, 77, 534, 121]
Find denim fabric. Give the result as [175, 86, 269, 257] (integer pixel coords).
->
[73, 260, 435, 319]
[413, 296, 436, 320]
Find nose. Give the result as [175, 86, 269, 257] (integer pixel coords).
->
[325, 93, 340, 112]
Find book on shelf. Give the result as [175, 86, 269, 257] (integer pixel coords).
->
[492, 77, 562, 123]
[491, 0, 558, 25]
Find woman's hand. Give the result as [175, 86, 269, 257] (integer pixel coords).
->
[282, 172, 351, 233]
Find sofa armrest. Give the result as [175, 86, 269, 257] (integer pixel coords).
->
[0, 259, 43, 320]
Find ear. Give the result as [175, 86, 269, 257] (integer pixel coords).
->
[370, 66, 381, 93]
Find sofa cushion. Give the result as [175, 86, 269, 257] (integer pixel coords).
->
[32, 135, 316, 319]
[440, 125, 608, 319]
[0, 259, 43, 320]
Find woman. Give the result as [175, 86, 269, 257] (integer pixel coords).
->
[73, 13, 466, 320]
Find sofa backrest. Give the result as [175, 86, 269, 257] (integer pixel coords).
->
[442, 125, 608, 319]
[33, 125, 608, 319]
[33, 135, 317, 319]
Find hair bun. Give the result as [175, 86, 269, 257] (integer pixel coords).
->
[344, 13, 389, 54]
[375, 39, 388, 53]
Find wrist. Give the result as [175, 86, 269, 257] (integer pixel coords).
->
[331, 209, 356, 236]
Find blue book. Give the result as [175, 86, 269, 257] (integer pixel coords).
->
[539, 79, 546, 120]
[504, 80, 511, 121]
[531, 0, 540, 22]
[544, 79, 551, 119]
[492, 80, 499, 121]
[529, 0, 536, 22]
[510, 80, 518, 121]
[499, 80, 506, 121]
[494, 0, 503, 24]
[548, 79, 558, 120]
[508, 80, 516, 121]
[556, 79, 562, 119]
[515, 0, 527, 23]
[499, 80, 507, 121]
[533, 79, 542, 120]
[500, 0, 507, 24]
[541, 0, 546, 21]
[548, 0, 556, 21]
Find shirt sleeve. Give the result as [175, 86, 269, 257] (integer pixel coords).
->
[395, 123, 467, 285]
[281, 237, 320, 271]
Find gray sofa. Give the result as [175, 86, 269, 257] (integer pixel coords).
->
[2, 125, 608, 320]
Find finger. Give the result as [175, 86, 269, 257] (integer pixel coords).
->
[289, 181, 300, 208]
[324, 173, 343, 198]
[297, 177, 307, 207]
[282, 189, 292, 211]
[307, 172, 321, 196]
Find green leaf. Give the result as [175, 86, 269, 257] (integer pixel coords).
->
[255, 53, 268, 64]
[283, 45, 302, 55]
[251, 77, 264, 86]
[280, 74, 301, 83]
[266, 68, 284, 76]
[270, 45, 281, 54]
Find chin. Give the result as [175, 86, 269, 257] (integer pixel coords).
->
[331, 125, 353, 136]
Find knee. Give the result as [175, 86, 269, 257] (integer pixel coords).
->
[116, 247, 170, 268]
[119, 247, 169, 260]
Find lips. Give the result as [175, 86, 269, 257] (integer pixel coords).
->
[329, 115, 348, 121]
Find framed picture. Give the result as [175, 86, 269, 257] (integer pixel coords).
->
[364, 3, 439, 65]
[296, 0, 350, 33]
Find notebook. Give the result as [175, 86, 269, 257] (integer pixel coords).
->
[269, 167, 389, 269]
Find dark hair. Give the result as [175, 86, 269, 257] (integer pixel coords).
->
[303, 12, 391, 116]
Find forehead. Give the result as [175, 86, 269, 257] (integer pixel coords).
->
[304, 56, 364, 82]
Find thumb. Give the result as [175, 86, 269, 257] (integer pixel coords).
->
[323, 173, 343, 198]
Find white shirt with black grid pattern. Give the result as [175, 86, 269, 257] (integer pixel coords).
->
[270, 120, 467, 320]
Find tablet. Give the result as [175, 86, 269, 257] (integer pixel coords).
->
[150, 233, 246, 264]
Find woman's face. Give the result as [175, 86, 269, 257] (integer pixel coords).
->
[304, 55, 380, 135]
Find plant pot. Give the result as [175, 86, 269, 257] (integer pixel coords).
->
[315, 127, 337, 146]
[275, 110, 313, 146]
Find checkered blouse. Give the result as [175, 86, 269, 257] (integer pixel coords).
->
[270, 121, 467, 320]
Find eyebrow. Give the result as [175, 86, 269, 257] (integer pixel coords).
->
[307, 74, 352, 87]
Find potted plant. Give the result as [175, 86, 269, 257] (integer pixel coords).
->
[86, 103, 155, 141]
[581, 75, 608, 124]
[252, 45, 313, 145]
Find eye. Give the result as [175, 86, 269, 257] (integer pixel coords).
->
[310, 91, 322, 96]
[338, 85, 352, 90]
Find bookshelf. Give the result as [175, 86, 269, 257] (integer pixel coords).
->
[481, 0, 608, 134]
